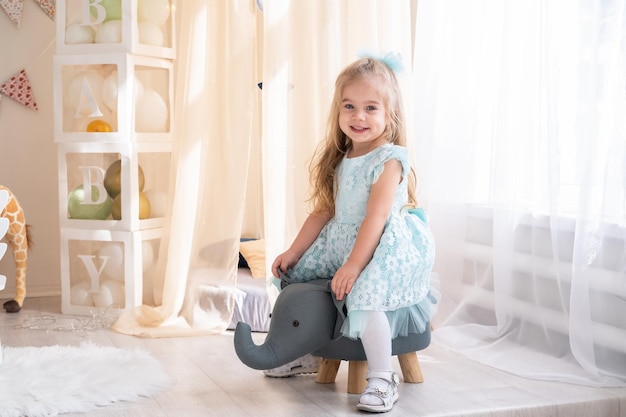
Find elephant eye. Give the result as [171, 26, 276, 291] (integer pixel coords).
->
[292, 320, 300, 327]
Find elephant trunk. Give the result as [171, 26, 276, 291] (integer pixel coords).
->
[234, 321, 300, 370]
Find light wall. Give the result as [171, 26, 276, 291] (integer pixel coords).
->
[0, 7, 60, 299]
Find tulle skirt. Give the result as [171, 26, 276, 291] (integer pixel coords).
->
[339, 273, 440, 340]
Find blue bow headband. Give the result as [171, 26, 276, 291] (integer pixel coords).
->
[357, 49, 405, 74]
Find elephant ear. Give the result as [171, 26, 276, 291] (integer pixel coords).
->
[234, 279, 339, 370]
[278, 273, 347, 340]
[277, 269, 294, 289]
[324, 281, 348, 340]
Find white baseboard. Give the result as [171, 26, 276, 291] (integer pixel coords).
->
[0, 285, 61, 299]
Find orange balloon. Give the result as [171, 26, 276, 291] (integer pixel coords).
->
[86, 119, 112, 132]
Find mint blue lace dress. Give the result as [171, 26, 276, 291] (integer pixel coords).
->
[286, 144, 437, 340]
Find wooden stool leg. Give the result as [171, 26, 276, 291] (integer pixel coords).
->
[398, 352, 424, 383]
[347, 360, 368, 394]
[315, 358, 341, 384]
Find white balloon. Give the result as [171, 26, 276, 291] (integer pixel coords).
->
[98, 242, 125, 281]
[102, 72, 146, 114]
[135, 89, 168, 132]
[134, 77, 145, 100]
[65, 23, 95, 44]
[70, 281, 94, 306]
[95, 20, 122, 43]
[138, 0, 171, 25]
[138, 22, 164, 46]
[101, 71, 118, 112]
[93, 279, 125, 307]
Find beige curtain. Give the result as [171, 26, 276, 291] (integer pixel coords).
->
[113, 0, 260, 336]
[113, 0, 415, 336]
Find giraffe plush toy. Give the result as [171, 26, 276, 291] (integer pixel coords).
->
[0, 185, 31, 313]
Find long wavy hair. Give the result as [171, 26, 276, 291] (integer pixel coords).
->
[308, 57, 418, 216]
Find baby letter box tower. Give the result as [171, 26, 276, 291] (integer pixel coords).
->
[54, 0, 176, 315]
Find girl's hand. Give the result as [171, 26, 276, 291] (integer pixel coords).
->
[331, 263, 361, 301]
[271, 250, 300, 278]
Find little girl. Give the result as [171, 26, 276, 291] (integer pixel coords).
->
[269, 54, 437, 413]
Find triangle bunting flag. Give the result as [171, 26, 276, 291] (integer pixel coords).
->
[33, 0, 54, 20]
[1, 69, 38, 111]
[0, 0, 24, 27]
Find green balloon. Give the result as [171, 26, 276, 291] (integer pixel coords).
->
[68, 185, 113, 220]
[91, 0, 122, 22]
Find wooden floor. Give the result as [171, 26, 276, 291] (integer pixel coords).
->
[1, 296, 625, 417]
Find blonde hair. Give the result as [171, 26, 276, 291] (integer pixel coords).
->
[308, 57, 418, 215]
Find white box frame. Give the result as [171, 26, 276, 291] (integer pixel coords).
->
[60, 227, 162, 316]
[53, 54, 174, 143]
[58, 141, 172, 231]
[56, 0, 176, 59]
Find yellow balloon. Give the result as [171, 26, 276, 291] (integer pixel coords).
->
[111, 191, 151, 220]
[139, 192, 152, 219]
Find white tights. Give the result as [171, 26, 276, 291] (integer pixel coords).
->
[359, 311, 394, 406]
[360, 310, 392, 372]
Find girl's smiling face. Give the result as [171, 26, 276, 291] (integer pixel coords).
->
[339, 77, 388, 156]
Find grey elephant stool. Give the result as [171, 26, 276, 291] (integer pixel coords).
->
[234, 279, 431, 394]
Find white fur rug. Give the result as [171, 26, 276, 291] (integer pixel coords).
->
[0, 342, 171, 417]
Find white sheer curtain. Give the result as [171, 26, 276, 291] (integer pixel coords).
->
[114, 0, 259, 336]
[414, 0, 626, 386]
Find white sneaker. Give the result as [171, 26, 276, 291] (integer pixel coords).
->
[263, 354, 321, 378]
[357, 370, 400, 413]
